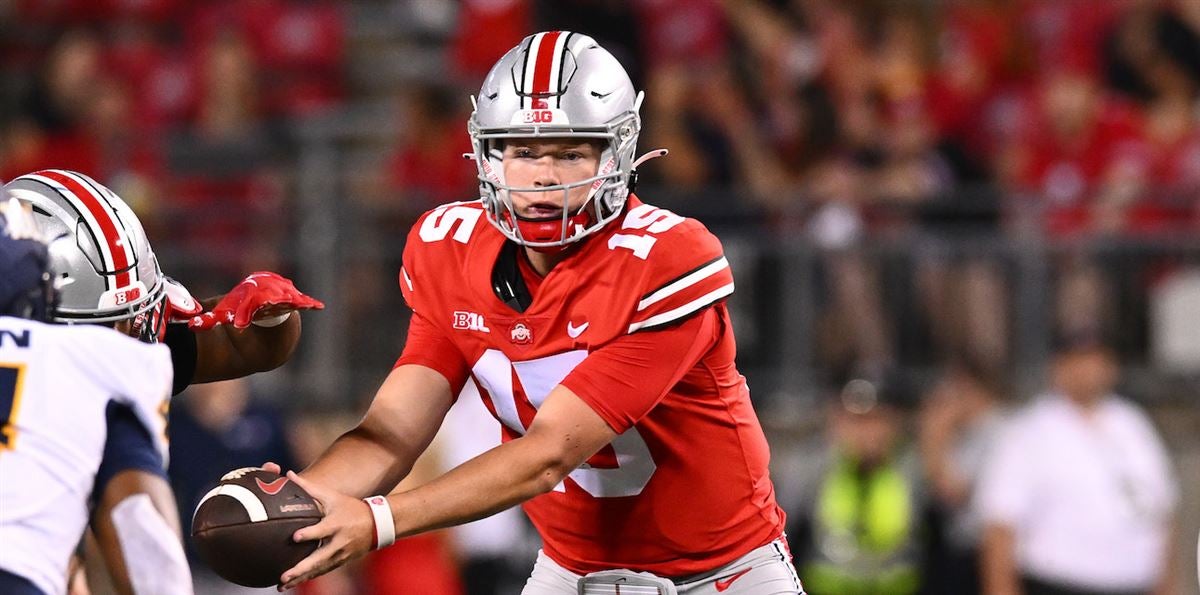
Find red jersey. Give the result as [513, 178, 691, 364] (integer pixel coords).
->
[395, 196, 785, 577]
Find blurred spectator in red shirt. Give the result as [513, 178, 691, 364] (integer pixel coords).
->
[1015, 0, 1125, 80]
[450, 0, 531, 79]
[927, 0, 1022, 162]
[22, 27, 101, 133]
[165, 28, 287, 276]
[384, 84, 477, 213]
[105, 22, 197, 133]
[632, 0, 737, 194]
[2, 29, 104, 180]
[633, 0, 727, 71]
[82, 76, 167, 220]
[1104, 0, 1200, 233]
[1002, 65, 1151, 237]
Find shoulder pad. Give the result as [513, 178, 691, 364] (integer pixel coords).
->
[606, 204, 733, 333]
[400, 201, 491, 312]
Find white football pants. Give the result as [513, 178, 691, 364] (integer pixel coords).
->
[520, 537, 805, 595]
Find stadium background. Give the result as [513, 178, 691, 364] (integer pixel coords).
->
[1, 0, 1197, 593]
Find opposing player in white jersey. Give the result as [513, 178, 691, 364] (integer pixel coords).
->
[0, 200, 191, 595]
[5, 169, 323, 594]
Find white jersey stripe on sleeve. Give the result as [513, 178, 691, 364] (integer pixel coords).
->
[637, 256, 729, 312]
[401, 267, 413, 292]
[628, 283, 734, 333]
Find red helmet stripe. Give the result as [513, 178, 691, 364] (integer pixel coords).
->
[529, 30, 563, 109]
[34, 170, 133, 289]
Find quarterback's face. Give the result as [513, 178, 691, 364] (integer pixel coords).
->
[502, 139, 602, 219]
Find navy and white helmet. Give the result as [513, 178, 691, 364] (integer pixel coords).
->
[469, 31, 652, 248]
[0, 196, 58, 322]
[4, 170, 166, 342]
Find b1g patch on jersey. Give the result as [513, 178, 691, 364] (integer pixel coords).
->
[452, 311, 491, 333]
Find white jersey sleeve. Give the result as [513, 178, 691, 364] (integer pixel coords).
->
[66, 324, 174, 464]
[0, 318, 173, 595]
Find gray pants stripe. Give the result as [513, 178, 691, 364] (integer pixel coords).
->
[770, 540, 805, 593]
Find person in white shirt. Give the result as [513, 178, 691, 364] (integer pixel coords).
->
[0, 202, 190, 595]
[976, 333, 1179, 595]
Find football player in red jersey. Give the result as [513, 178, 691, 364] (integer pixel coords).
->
[270, 32, 804, 595]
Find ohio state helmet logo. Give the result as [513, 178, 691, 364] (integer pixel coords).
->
[510, 322, 533, 345]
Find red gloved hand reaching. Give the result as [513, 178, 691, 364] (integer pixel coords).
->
[189, 272, 324, 330]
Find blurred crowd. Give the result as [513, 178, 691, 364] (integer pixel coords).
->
[0, 0, 345, 290]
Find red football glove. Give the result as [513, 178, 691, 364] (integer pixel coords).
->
[188, 272, 324, 331]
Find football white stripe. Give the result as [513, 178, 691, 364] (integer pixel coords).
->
[193, 484, 268, 524]
[628, 283, 735, 333]
[637, 257, 729, 312]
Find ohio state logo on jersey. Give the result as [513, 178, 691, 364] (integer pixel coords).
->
[509, 321, 533, 345]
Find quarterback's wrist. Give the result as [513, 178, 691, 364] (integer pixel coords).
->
[362, 495, 395, 550]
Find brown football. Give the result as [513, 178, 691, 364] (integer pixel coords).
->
[191, 467, 322, 588]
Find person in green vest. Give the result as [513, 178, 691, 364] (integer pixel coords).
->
[790, 373, 927, 595]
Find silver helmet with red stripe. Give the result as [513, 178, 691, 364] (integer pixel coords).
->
[469, 31, 644, 248]
[4, 170, 167, 342]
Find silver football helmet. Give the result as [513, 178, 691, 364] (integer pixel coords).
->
[469, 31, 649, 248]
[4, 170, 167, 342]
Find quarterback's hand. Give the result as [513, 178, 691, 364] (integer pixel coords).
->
[189, 272, 324, 331]
[278, 471, 375, 591]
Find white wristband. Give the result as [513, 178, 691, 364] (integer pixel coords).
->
[363, 495, 395, 550]
[250, 311, 293, 328]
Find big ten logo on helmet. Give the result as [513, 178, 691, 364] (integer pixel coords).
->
[511, 109, 567, 125]
[99, 284, 145, 309]
[452, 311, 491, 333]
[114, 286, 141, 305]
[523, 110, 554, 124]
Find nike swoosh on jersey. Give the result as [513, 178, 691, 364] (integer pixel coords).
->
[714, 568, 752, 592]
[566, 321, 589, 338]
